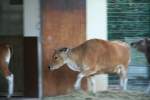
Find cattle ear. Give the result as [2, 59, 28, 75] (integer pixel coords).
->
[64, 48, 70, 53]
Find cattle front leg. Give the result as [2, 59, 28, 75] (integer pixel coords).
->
[117, 65, 128, 91]
[6, 74, 14, 98]
[74, 70, 96, 90]
[74, 73, 84, 90]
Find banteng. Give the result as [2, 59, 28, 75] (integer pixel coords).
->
[49, 39, 130, 92]
[130, 38, 150, 94]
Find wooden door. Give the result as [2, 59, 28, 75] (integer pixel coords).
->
[42, 0, 86, 96]
[24, 37, 38, 97]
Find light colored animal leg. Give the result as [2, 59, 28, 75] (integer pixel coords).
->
[6, 74, 14, 98]
[120, 77, 127, 90]
[120, 78, 124, 88]
[120, 76, 128, 91]
[74, 73, 84, 90]
[74, 70, 96, 90]
[117, 64, 128, 91]
[123, 77, 128, 91]
[90, 77, 96, 93]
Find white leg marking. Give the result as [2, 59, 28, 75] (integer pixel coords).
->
[6, 74, 14, 98]
[120, 78, 124, 89]
[120, 77, 128, 91]
[123, 78, 128, 91]
[74, 73, 84, 90]
[90, 77, 96, 93]
[117, 64, 128, 91]
[5, 48, 11, 64]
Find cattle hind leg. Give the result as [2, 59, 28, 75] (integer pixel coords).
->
[117, 65, 128, 91]
[6, 74, 14, 98]
[120, 75, 128, 91]
[89, 77, 96, 93]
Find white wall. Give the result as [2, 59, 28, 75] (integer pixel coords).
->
[86, 0, 108, 92]
[23, 0, 40, 37]
[24, 0, 107, 38]
[86, 0, 107, 40]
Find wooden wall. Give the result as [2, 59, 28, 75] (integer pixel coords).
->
[42, 0, 86, 96]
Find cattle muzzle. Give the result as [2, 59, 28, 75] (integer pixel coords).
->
[48, 64, 53, 71]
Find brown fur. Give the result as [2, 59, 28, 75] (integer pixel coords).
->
[49, 39, 130, 91]
[70, 39, 130, 74]
[0, 44, 11, 77]
[130, 38, 150, 64]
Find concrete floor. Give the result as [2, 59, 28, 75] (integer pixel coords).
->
[0, 97, 39, 100]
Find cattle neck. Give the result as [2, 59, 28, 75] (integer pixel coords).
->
[64, 48, 81, 72]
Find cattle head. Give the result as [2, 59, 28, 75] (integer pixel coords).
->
[48, 47, 70, 71]
[130, 38, 150, 53]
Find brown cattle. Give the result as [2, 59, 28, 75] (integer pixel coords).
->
[0, 44, 14, 98]
[49, 39, 130, 92]
[130, 38, 150, 94]
[130, 38, 150, 64]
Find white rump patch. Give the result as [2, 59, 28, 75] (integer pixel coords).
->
[5, 48, 11, 64]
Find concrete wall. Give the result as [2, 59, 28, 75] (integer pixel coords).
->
[86, 0, 108, 92]
[86, 0, 107, 40]
[0, 0, 40, 37]
[23, 0, 108, 38]
[23, 0, 40, 37]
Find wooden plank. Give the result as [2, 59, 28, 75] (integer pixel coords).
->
[42, 0, 86, 96]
